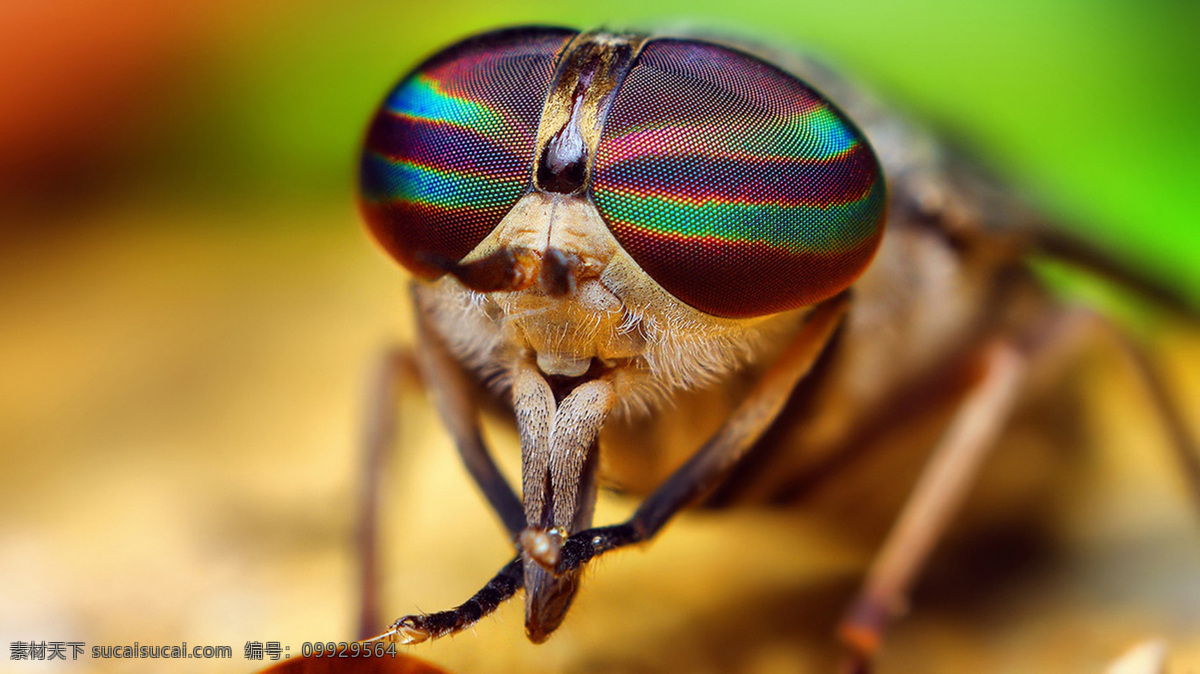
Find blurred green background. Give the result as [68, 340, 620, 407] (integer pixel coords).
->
[2, 1, 1198, 673]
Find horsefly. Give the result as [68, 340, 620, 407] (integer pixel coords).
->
[351, 26, 1198, 670]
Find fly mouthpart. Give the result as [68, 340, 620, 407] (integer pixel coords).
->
[524, 561, 581, 644]
[536, 352, 592, 377]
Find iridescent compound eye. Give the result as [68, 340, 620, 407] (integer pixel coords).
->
[359, 27, 576, 278]
[592, 39, 886, 318]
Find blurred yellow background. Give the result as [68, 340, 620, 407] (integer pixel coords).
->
[1, 1, 1198, 672]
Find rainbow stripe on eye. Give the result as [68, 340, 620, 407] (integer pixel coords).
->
[362, 70, 533, 214]
[386, 75, 508, 131]
[359, 28, 575, 277]
[599, 107, 857, 177]
[592, 39, 886, 318]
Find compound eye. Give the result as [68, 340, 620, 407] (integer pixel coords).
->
[359, 27, 576, 278]
[592, 39, 886, 318]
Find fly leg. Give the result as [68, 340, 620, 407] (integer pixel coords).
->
[537, 293, 850, 575]
[1036, 311, 1200, 517]
[836, 338, 1027, 671]
[1106, 326, 1200, 516]
[1029, 229, 1199, 506]
[410, 304, 525, 538]
[834, 304, 1200, 672]
[377, 555, 524, 645]
[356, 300, 525, 640]
[356, 345, 418, 638]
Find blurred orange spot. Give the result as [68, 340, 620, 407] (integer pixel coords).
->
[0, 0, 214, 198]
